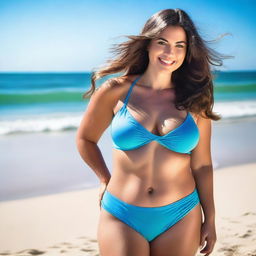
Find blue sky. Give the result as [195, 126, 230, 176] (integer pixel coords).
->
[0, 0, 255, 72]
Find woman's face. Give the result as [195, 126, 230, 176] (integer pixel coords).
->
[147, 26, 187, 72]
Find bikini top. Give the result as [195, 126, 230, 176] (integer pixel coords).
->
[110, 75, 200, 154]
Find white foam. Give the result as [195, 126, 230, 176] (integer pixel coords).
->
[1, 100, 256, 135]
[214, 100, 256, 118]
[0, 112, 83, 135]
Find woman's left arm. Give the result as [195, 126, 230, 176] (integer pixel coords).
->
[190, 114, 217, 255]
[191, 114, 215, 222]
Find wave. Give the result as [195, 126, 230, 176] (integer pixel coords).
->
[214, 100, 256, 119]
[1, 100, 256, 135]
[0, 112, 83, 135]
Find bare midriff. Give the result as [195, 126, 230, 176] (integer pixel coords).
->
[106, 140, 197, 207]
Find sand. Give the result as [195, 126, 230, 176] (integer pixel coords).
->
[0, 162, 255, 256]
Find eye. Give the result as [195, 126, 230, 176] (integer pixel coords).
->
[157, 41, 165, 45]
[176, 45, 184, 48]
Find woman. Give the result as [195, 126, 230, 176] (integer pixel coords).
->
[76, 8, 231, 256]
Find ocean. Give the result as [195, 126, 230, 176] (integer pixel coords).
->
[0, 70, 256, 135]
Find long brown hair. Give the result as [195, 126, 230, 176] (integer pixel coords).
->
[83, 8, 234, 120]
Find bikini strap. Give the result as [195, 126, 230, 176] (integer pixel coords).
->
[124, 75, 142, 106]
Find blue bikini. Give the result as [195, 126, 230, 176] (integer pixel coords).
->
[101, 188, 200, 242]
[101, 75, 201, 242]
[110, 75, 200, 154]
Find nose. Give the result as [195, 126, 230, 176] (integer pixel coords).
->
[164, 45, 175, 56]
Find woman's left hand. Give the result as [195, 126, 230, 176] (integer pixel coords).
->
[199, 220, 217, 255]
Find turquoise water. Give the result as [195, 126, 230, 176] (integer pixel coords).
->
[213, 70, 256, 101]
[0, 71, 256, 135]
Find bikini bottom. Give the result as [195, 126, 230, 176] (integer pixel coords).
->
[100, 187, 200, 242]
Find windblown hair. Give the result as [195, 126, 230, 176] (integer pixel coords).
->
[83, 8, 234, 120]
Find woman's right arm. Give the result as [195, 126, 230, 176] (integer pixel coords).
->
[75, 78, 119, 185]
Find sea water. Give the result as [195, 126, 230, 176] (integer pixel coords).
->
[0, 70, 256, 135]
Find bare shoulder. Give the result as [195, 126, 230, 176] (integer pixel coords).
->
[112, 74, 138, 89]
[94, 74, 138, 105]
[197, 114, 212, 131]
[190, 112, 200, 125]
[94, 75, 132, 98]
[76, 75, 130, 142]
[191, 111, 211, 125]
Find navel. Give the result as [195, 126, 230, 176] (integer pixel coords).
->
[147, 187, 154, 194]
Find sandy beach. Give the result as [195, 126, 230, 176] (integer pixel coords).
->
[0, 162, 255, 255]
[0, 117, 256, 255]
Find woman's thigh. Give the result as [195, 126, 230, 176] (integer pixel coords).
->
[97, 208, 150, 256]
[150, 203, 203, 256]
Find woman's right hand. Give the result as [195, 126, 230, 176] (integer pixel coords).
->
[98, 182, 108, 209]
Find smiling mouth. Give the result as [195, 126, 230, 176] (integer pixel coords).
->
[158, 57, 176, 66]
